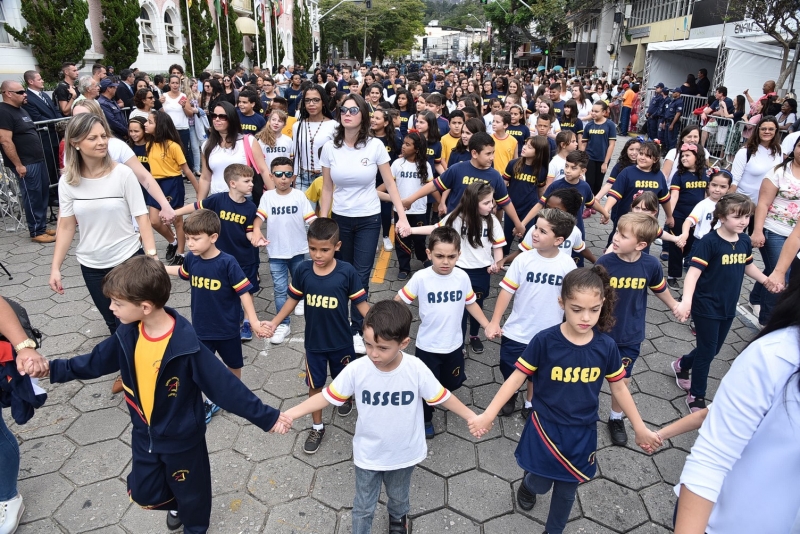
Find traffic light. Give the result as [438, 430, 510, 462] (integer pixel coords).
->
[544, 45, 550, 56]
[365, 0, 372, 7]
[314, 40, 319, 54]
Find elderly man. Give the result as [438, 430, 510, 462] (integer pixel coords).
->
[72, 75, 99, 109]
[0, 80, 53, 242]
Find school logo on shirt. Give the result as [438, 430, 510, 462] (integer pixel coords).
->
[361, 390, 415, 406]
[609, 277, 647, 289]
[172, 470, 189, 482]
[526, 272, 565, 285]
[271, 206, 299, 215]
[241, 123, 259, 132]
[587, 128, 607, 135]
[427, 290, 463, 303]
[361, 158, 370, 166]
[306, 294, 338, 308]
[515, 172, 538, 184]
[219, 210, 248, 224]
[165, 377, 179, 397]
[551, 366, 602, 383]
[721, 253, 748, 265]
[191, 276, 222, 290]
[264, 146, 288, 153]
[634, 180, 660, 188]
[461, 176, 490, 185]
[683, 181, 707, 188]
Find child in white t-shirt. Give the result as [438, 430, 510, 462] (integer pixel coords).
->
[250, 157, 316, 344]
[485, 208, 578, 417]
[676, 169, 732, 253]
[547, 130, 578, 186]
[284, 300, 479, 534]
[396, 227, 496, 438]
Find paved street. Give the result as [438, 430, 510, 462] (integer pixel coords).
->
[0, 143, 761, 533]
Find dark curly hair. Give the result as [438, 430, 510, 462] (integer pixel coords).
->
[561, 266, 617, 332]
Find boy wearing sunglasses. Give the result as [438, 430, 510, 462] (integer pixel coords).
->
[249, 157, 317, 344]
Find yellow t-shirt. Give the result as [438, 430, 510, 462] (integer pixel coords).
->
[283, 116, 297, 138]
[305, 175, 332, 216]
[492, 134, 518, 174]
[440, 132, 460, 167]
[147, 140, 186, 179]
[134, 320, 174, 423]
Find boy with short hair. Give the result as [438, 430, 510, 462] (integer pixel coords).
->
[596, 212, 682, 446]
[491, 110, 518, 174]
[250, 157, 316, 344]
[440, 110, 464, 165]
[395, 227, 494, 438]
[534, 115, 557, 157]
[485, 209, 578, 416]
[48, 255, 288, 533]
[284, 300, 479, 534]
[237, 90, 267, 133]
[424, 93, 450, 136]
[264, 218, 368, 454]
[175, 164, 262, 340]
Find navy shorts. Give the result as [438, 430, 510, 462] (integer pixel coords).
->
[146, 176, 185, 210]
[619, 343, 642, 378]
[305, 346, 354, 389]
[200, 337, 244, 369]
[499, 336, 528, 380]
[415, 346, 466, 391]
[240, 262, 260, 293]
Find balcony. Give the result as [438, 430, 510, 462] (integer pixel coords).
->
[231, 0, 253, 14]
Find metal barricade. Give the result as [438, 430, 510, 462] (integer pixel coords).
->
[675, 115, 749, 168]
[0, 153, 25, 232]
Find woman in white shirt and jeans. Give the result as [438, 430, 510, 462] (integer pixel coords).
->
[319, 94, 411, 351]
[160, 74, 195, 174]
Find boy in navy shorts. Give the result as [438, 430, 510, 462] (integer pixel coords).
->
[596, 213, 682, 446]
[165, 209, 268, 423]
[264, 218, 369, 454]
[174, 164, 263, 341]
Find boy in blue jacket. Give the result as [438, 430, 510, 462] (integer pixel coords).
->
[47, 256, 291, 533]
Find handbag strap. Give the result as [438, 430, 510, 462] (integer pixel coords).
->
[242, 134, 257, 168]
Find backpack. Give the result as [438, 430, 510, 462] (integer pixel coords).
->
[1, 297, 43, 348]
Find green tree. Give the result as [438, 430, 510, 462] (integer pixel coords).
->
[181, 0, 217, 76]
[220, 8, 245, 71]
[3, 0, 92, 82]
[293, 0, 312, 66]
[246, 14, 284, 70]
[100, 0, 141, 71]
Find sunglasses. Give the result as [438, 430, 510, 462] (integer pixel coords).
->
[146, 96, 155, 100]
[209, 113, 228, 121]
[5, 90, 25, 95]
[223, 79, 231, 82]
[272, 171, 293, 178]
[340, 106, 360, 116]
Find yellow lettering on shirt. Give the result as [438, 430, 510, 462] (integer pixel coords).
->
[550, 366, 601, 383]
[461, 176, 490, 185]
[683, 181, 707, 188]
[191, 276, 222, 290]
[587, 129, 607, 135]
[721, 253, 748, 265]
[634, 180, 660, 188]
[306, 294, 339, 308]
[219, 210, 247, 225]
[514, 172, 538, 184]
[241, 123, 259, 132]
[609, 277, 646, 289]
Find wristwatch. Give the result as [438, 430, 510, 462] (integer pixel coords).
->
[14, 338, 37, 352]
[145, 249, 158, 257]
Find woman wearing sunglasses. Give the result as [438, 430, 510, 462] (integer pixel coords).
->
[221, 75, 238, 106]
[292, 84, 338, 192]
[318, 94, 411, 354]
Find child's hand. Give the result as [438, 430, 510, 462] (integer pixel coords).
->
[252, 322, 270, 338]
[487, 262, 499, 274]
[674, 302, 690, 322]
[600, 213, 610, 224]
[261, 321, 276, 338]
[676, 234, 687, 249]
[467, 413, 495, 437]
[395, 220, 411, 238]
[514, 223, 526, 238]
[485, 322, 502, 340]
[765, 272, 786, 293]
[269, 413, 293, 434]
[634, 427, 662, 454]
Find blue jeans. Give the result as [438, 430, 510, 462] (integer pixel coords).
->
[0, 408, 20, 501]
[12, 161, 49, 237]
[80, 249, 144, 335]
[619, 106, 632, 136]
[332, 212, 380, 335]
[352, 465, 414, 534]
[757, 229, 789, 324]
[269, 254, 305, 326]
[680, 314, 734, 398]
[177, 128, 194, 174]
[188, 124, 203, 174]
[522, 472, 579, 534]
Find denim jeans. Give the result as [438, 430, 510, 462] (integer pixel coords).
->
[269, 254, 305, 326]
[188, 124, 203, 174]
[680, 314, 734, 398]
[332, 212, 381, 335]
[758, 229, 789, 324]
[619, 106, 632, 136]
[352, 465, 414, 534]
[80, 249, 143, 335]
[523, 472, 579, 534]
[177, 128, 194, 174]
[0, 408, 20, 501]
[12, 161, 49, 237]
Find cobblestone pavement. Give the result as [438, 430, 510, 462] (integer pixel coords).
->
[1, 143, 761, 533]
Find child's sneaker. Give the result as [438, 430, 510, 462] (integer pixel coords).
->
[424, 421, 435, 440]
[270, 324, 290, 344]
[0, 493, 24, 534]
[520, 404, 531, 420]
[389, 514, 411, 534]
[240, 320, 253, 341]
[353, 333, 366, 354]
[607, 417, 628, 446]
[516, 482, 537, 511]
[666, 277, 680, 290]
[383, 236, 394, 251]
[469, 336, 484, 354]
[303, 427, 326, 454]
[337, 398, 353, 417]
[294, 300, 305, 316]
[582, 208, 592, 219]
[166, 510, 182, 530]
[204, 399, 220, 424]
[165, 243, 177, 262]
[686, 393, 706, 413]
[671, 358, 691, 391]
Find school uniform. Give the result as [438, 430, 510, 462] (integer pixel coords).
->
[131, 144, 150, 172]
[398, 110, 412, 137]
[502, 159, 546, 254]
[607, 166, 670, 246]
[391, 157, 433, 272]
[581, 120, 617, 195]
[539, 178, 598, 265]
[436, 115, 450, 136]
[434, 161, 511, 213]
[447, 149, 472, 168]
[558, 117, 584, 137]
[238, 111, 267, 134]
[667, 170, 708, 278]
[506, 124, 530, 156]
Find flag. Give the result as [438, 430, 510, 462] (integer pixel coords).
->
[214, 0, 221, 16]
[272, 0, 283, 17]
[255, 0, 265, 22]
[222, 0, 227, 15]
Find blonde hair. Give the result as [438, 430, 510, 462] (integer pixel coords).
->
[72, 98, 104, 118]
[63, 114, 114, 187]
[617, 212, 660, 245]
[255, 109, 287, 147]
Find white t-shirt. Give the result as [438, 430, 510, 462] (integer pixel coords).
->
[291, 119, 338, 173]
[398, 267, 477, 353]
[781, 131, 799, 156]
[763, 163, 800, 236]
[321, 354, 451, 470]
[256, 189, 316, 259]
[203, 136, 248, 195]
[438, 213, 506, 269]
[687, 198, 720, 239]
[547, 154, 566, 183]
[731, 145, 783, 204]
[58, 164, 148, 269]
[129, 108, 150, 121]
[499, 249, 576, 344]
[162, 92, 189, 129]
[320, 137, 390, 217]
[258, 135, 294, 173]
[519, 224, 585, 256]
[576, 99, 593, 120]
[664, 147, 711, 185]
[391, 157, 433, 215]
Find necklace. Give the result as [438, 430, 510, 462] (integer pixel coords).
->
[306, 120, 325, 172]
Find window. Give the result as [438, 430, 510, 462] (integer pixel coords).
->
[591, 17, 598, 30]
[164, 12, 180, 53]
[139, 8, 156, 53]
[0, 3, 10, 45]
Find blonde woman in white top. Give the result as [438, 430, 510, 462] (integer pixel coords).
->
[160, 74, 195, 172]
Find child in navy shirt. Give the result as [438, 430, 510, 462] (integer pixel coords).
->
[673, 194, 770, 413]
[596, 213, 682, 445]
[470, 267, 661, 534]
[501, 136, 549, 254]
[580, 101, 617, 196]
[237, 90, 267, 133]
[264, 218, 369, 455]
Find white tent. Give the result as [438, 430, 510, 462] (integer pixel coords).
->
[643, 37, 795, 98]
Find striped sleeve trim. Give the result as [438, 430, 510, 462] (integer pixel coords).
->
[324, 384, 349, 404]
[464, 290, 477, 305]
[658, 192, 671, 203]
[691, 257, 709, 268]
[608, 189, 623, 200]
[650, 278, 667, 293]
[670, 184, 681, 191]
[425, 387, 451, 406]
[492, 237, 508, 248]
[500, 277, 519, 293]
[688, 214, 699, 224]
[606, 177, 617, 184]
[194, 201, 203, 210]
[515, 358, 536, 375]
[502, 172, 511, 180]
[233, 278, 252, 294]
[246, 224, 254, 232]
[398, 287, 416, 303]
[256, 209, 268, 220]
[584, 196, 595, 208]
[495, 194, 511, 206]
[573, 241, 586, 252]
[433, 177, 448, 192]
[519, 240, 533, 251]
[304, 212, 317, 222]
[178, 265, 190, 280]
[288, 284, 303, 299]
[350, 288, 367, 301]
[606, 365, 626, 382]
[745, 254, 753, 265]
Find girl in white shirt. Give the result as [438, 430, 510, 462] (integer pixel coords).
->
[547, 130, 578, 186]
[662, 126, 711, 186]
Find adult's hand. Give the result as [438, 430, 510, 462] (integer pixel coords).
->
[15, 165, 26, 178]
[16, 348, 49, 378]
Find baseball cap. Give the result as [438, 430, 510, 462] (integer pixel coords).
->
[655, 82, 665, 89]
[672, 86, 683, 93]
[100, 78, 118, 91]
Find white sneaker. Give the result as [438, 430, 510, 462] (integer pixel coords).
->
[383, 237, 394, 251]
[751, 304, 761, 318]
[294, 300, 305, 316]
[353, 333, 366, 354]
[270, 324, 290, 344]
[0, 493, 24, 534]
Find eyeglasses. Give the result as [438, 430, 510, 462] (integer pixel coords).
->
[272, 171, 293, 178]
[209, 113, 228, 121]
[5, 90, 25, 95]
[759, 127, 777, 132]
[145, 96, 155, 100]
[223, 79, 231, 82]
[304, 98, 322, 104]
[340, 106, 360, 116]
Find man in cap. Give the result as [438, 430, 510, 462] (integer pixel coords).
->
[662, 87, 684, 150]
[646, 83, 666, 142]
[97, 78, 128, 139]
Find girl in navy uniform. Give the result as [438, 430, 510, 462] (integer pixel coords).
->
[447, 117, 485, 168]
[416, 110, 445, 222]
[469, 267, 661, 534]
[501, 136, 549, 255]
[127, 117, 150, 172]
[597, 136, 641, 201]
[506, 104, 530, 156]
[393, 88, 413, 137]
[673, 194, 771, 413]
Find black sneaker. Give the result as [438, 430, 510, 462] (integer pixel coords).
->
[397, 271, 409, 281]
[500, 395, 516, 417]
[389, 514, 412, 534]
[337, 398, 353, 417]
[469, 336, 484, 354]
[166, 510, 182, 530]
[667, 277, 680, 290]
[608, 418, 628, 446]
[168, 254, 184, 266]
[165, 243, 177, 262]
[520, 405, 531, 420]
[516, 481, 537, 511]
[303, 427, 325, 454]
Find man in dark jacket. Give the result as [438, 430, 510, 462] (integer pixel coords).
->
[116, 68, 136, 109]
[22, 70, 62, 193]
[97, 78, 129, 139]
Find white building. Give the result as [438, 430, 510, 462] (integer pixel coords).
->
[412, 21, 487, 64]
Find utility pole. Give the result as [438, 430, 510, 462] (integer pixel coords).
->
[363, 14, 368, 64]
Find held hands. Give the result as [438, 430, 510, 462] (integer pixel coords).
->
[467, 413, 494, 438]
[676, 234, 688, 250]
[252, 321, 270, 339]
[484, 322, 503, 340]
[764, 272, 786, 293]
[673, 301, 691, 322]
[16, 349, 49, 378]
[269, 412, 294, 434]
[159, 206, 176, 224]
[634, 427, 663, 454]
[396, 221, 412, 238]
[487, 261, 501, 274]
[600, 213, 610, 225]
[260, 321, 276, 338]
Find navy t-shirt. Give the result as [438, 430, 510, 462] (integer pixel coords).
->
[503, 159, 546, 215]
[288, 260, 368, 352]
[689, 230, 753, 319]
[447, 149, 471, 168]
[596, 252, 667, 345]
[374, 133, 403, 187]
[539, 178, 597, 236]
[436, 116, 450, 137]
[383, 79, 398, 98]
[559, 117, 584, 136]
[285, 87, 303, 116]
[582, 120, 617, 162]
[398, 110, 412, 137]
[608, 166, 670, 222]
[506, 125, 530, 156]
[435, 161, 511, 212]
[670, 170, 708, 220]
[178, 251, 253, 340]
[238, 110, 267, 134]
[131, 144, 149, 172]
[194, 193, 259, 267]
[551, 99, 565, 120]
